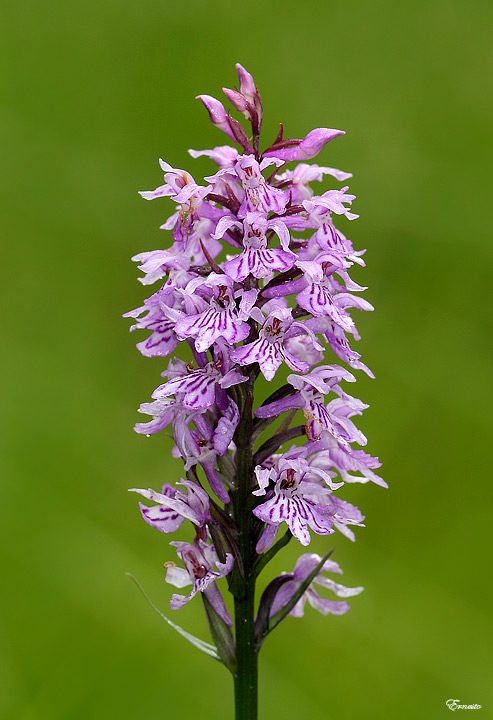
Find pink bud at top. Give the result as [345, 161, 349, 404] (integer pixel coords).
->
[222, 87, 249, 114]
[236, 64, 257, 101]
[235, 63, 263, 131]
[196, 94, 236, 142]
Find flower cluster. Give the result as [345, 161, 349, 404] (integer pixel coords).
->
[126, 65, 384, 652]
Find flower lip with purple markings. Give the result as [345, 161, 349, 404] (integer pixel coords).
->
[252, 456, 343, 547]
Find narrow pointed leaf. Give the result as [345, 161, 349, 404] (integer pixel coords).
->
[251, 415, 279, 445]
[257, 383, 296, 409]
[126, 573, 221, 662]
[254, 574, 293, 650]
[275, 409, 298, 436]
[253, 425, 306, 465]
[253, 529, 293, 579]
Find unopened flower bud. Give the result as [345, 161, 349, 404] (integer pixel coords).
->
[196, 94, 236, 142]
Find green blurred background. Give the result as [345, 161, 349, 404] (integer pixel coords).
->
[2, 0, 492, 718]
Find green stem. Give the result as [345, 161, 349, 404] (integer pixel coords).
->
[232, 370, 258, 720]
[234, 579, 258, 719]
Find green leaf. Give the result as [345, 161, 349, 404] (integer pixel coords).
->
[251, 415, 278, 445]
[275, 409, 299, 436]
[254, 574, 293, 649]
[253, 425, 306, 465]
[253, 529, 293, 578]
[126, 573, 221, 663]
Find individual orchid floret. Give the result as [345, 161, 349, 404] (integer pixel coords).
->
[174, 274, 251, 352]
[234, 155, 289, 218]
[275, 163, 352, 204]
[270, 553, 364, 618]
[297, 199, 365, 274]
[230, 305, 323, 381]
[212, 213, 295, 281]
[288, 365, 357, 394]
[305, 316, 375, 378]
[129, 479, 210, 535]
[304, 187, 359, 221]
[129, 248, 191, 286]
[252, 456, 342, 547]
[166, 539, 234, 626]
[213, 211, 291, 249]
[283, 333, 325, 367]
[291, 368, 360, 445]
[124, 288, 183, 359]
[318, 494, 365, 542]
[171, 413, 231, 502]
[133, 397, 188, 436]
[152, 354, 247, 412]
[264, 127, 345, 162]
[295, 258, 357, 333]
[255, 365, 357, 445]
[324, 395, 369, 447]
[308, 433, 386, 487]
[139, 160, 211, 214]
[188, 145, 239, 168]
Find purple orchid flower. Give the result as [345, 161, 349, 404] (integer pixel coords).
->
[129, 248, 191, 286]
[139, 160, 211, 209]
[264, 127, 345, 162]
[270, 553, 364, 617]
[189, 145, 239, 168]
[252, 456, 343, 547]
[234, 155, 288, 217]
[129, 479, 210, 536]
[307, 431, 387, 488]
[231, 305, 323, 381]
[171, 412, 232, 502]
[212, 212, 295, 281]
[165, 539, 234, 625]
[255, 365, 357, 444]
[174, 274, 252, 352]
[275, 162, 352, 204]
[295, 258, 358, 332]
[305, 315, 375, 378]
[133, 397, 187, 436]
[152, 354, 247, 412]
[123, 287, 183, 359]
